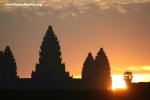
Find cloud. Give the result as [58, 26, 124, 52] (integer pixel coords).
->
[141, 66, 150, 71]
[112, 66, 150, 74]
[0, 0, 150, 18]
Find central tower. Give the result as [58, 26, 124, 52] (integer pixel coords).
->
[32, 26, 69, 84]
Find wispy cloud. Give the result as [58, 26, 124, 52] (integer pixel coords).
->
[112, 66, 150, 74]
[0, 0, 150, 17]
[1, 1, 150, 9]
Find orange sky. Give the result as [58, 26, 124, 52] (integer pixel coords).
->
[0, 0, 150, 78]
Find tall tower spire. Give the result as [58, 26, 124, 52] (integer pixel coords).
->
[0, 46, 17, 82]
[81, 48, 111, 90]
[32, 25, 69, 84]
[47, 25, 54, 34]
[82, 52, 94, 81]
[94, 48, 111, 89]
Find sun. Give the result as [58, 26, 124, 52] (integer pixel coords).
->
[112, 75, 127, 90]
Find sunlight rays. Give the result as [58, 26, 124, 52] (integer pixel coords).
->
[112, 75, 127, 90]
[112, 74, 150, 90]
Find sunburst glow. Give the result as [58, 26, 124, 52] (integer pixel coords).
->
[73, 74, 150, 90]
[112, 74, 150, 90]
[112, 75, 127, 90]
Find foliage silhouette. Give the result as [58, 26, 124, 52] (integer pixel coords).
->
[124, 71, 133, 88]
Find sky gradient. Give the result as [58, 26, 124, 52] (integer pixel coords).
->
[0, 0, 150, 78]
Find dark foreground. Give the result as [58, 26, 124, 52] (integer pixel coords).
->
[0, 89, 150, 100]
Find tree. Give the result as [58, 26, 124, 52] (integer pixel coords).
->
[123, 71, 133, 88]
[32, 25, 70, 83]
[82, 52, 94, 81]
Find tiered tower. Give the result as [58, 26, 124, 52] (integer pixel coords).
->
[32, 26, 70, 84]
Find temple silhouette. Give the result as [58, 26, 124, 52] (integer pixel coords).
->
[0, 25, 111, 90]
